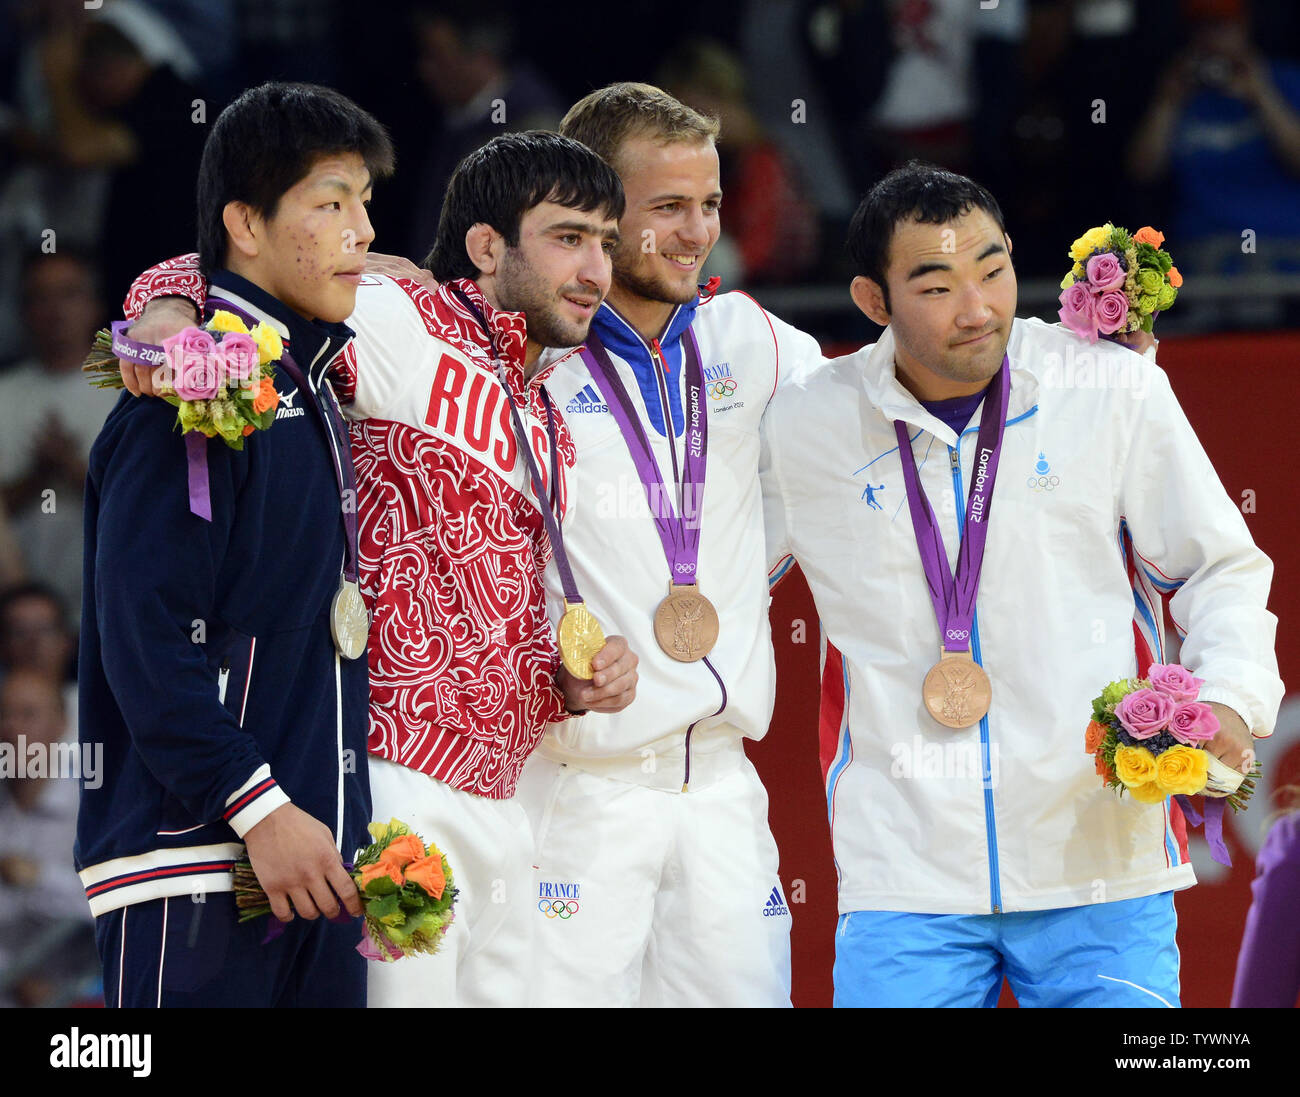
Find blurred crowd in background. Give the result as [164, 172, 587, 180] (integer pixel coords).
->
[0, 0, 1297, 1006]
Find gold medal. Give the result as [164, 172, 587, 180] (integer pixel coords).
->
[558, 601, 605, 680]
[330, 577, 369, 660]
[922, 648, 992, 729]
[653, 583, 720, 663]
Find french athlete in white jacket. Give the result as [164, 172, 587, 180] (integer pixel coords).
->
[514, 84, 826, 1007]
[760, 164, 1284, 1007]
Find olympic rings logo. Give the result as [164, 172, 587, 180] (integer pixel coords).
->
[1027, 475, 1061, 492]
[944, 628, 969, 642]
[538, 899, 580, 919]
[707, 379, 737, 399]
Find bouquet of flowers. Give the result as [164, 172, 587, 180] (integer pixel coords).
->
[234, 817, 458, 962]
[1058, 224, 1182, 343]
[82, 309, 283, 450]
[1086, 664, 1259, 813]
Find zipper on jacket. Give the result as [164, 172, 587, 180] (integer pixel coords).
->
[949, 441, 1004, 915]
[217, 658, 231, 706]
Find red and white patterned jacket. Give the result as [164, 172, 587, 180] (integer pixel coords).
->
[125, 258, 575, 798]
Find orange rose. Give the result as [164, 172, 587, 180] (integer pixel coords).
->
[1167, 266, 1183, 288]
[1085, 720, 1108, 754]
[251, 377, 278, 415]
[1096, 754, 1115, 784]
[358, 860, 403, 891]
[403, 854, 446, 899]
[242, 423, 255, 436]
[1133, 226, 1165, 248]
[379, 834, 427, 870]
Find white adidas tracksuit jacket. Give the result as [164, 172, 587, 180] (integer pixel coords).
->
[760, 317, 1284, 917]
[514, 289, 823, 1006]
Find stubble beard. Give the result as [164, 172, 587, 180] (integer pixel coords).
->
[497, 251, 591, 350]
[611, 241, 699, 308]
[909, 327, 1009, 388]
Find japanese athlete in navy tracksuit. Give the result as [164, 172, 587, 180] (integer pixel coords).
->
[76, 270, 372, 1007]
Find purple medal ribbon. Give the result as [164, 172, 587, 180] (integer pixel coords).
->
[893, 356, 1010, 653]
[449, 289, 580, 603]
[206, 294, 360, 582]
[579, 331, 708, 586]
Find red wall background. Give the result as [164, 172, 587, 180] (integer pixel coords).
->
[749, 330, 1300, 1008]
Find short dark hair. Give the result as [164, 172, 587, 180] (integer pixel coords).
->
[196, 83, 395, 275]
[847, 161, 1007, 312]
[424, 131, 625, 281]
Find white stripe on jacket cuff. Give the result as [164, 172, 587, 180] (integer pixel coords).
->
[223, 764, 291, 837]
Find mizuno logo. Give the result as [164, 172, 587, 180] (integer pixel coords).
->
[762, 886, 789, 918]
[276, 387, 305, 419]
[565, 384, 608, 414]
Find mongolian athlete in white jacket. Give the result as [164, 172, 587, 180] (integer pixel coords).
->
[761, 163, 1283, 1007]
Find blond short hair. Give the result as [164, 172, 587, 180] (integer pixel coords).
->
[559, 82, 719, 173]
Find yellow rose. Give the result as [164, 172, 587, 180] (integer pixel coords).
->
[208, 309, 250, 334]
[1114, 744, 1157, 787]
[1155, 745, 1209, 797]
[1069, 224, 1114, 262]
[250, 322, 284, 365]
[1128, 781, 1168, 804]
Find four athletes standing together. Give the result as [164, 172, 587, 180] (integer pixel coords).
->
[78, 79, 1282, 1008]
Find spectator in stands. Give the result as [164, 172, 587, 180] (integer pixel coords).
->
[0, 667, 99, 1008]
[0, 582, 78, 713]
[869, 0, 976, 174]
[402, 2, 562, 258]
[50, 2, 207, 305]
[658, 39, 820, 287]
[1127, 0, 1300, 274]
[0, 250, 116, 614]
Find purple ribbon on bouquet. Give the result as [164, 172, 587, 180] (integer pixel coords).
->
[1174, 795, 1231, 867]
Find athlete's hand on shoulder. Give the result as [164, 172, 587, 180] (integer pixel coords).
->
[363, 251, 437, 291]
[242, 802, 363, 922]
[1204, 702, 1255, 776]
[117, 297, 198, 396]
[559, 635, 639, 714]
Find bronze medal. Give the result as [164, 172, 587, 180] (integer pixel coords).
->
[653, 583, 719, 663]
[330, 577, 369, 660]
[558, 601, 605, 680]
[922, 648, 992, 729]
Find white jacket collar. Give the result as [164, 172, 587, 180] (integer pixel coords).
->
[856, 320, 1041, 444]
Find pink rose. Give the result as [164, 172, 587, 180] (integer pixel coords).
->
[1168, 701, 1220, 745]
[1058, 282, 1098, 341]
[1115, 687, 1176, 740]
[162, 327, 223, 400]
[1095, 289, 1130, 335]
[219, 332, 259, 384]
[1085, 252, 1126, 292]
[1147, 663, 1206, 702]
